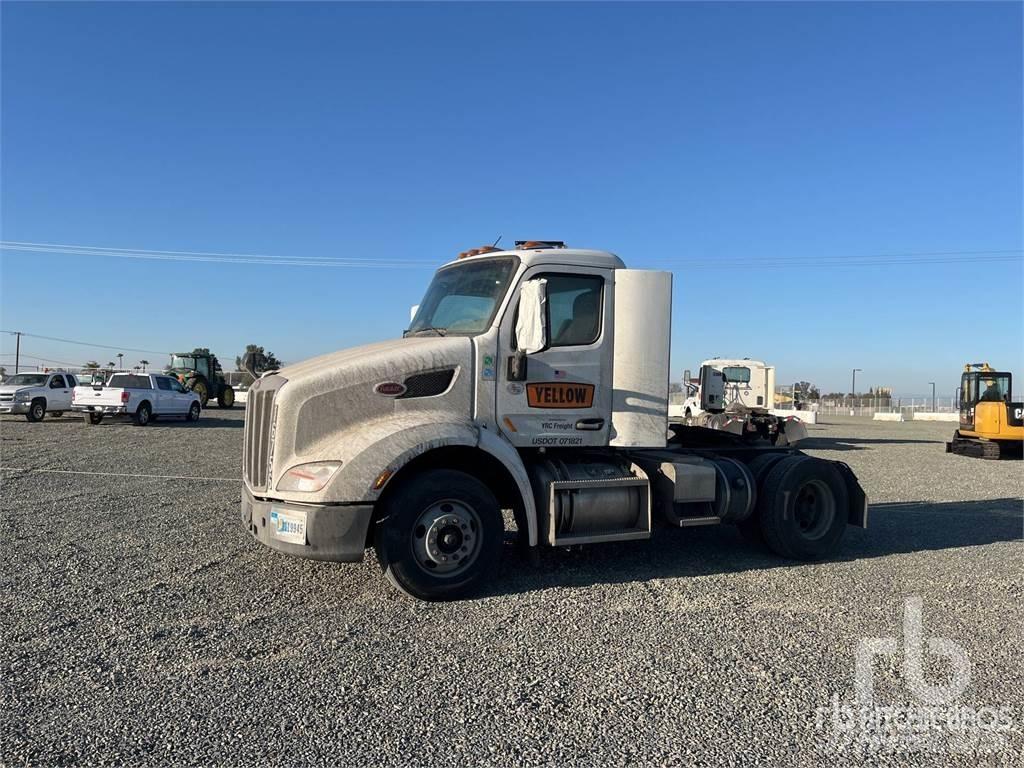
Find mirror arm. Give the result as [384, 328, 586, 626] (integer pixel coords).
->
[507, 350, 528, 382]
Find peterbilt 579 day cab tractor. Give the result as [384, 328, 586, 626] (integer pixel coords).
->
[241, 242, 867, 600]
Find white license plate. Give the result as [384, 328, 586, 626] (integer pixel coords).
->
[270, 507, 307, 545]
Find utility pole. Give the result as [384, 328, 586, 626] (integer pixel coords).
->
[929, 382, 936, 413]
[14, 331, 21, 374]
[851, 368, 862, 415]
[117, 353, 123, 371]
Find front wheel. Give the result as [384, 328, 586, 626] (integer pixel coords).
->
[374, 469, 504, 601]
[217, 386, 235, 408]
[186, 402, 200, 422]
[49, 411, 63, 418]
[26, 399, 46, 422]
[134, 402, 152, 426]
[86, 413, 103, 425]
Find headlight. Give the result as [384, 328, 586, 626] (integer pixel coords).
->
[14, 390, 31, 401]
[276, 461, 342, 493]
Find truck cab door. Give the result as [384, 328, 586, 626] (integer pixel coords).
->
[48, 374, 71, 409]
[496, 267, 613, 448]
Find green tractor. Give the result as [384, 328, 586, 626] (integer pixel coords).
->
[167, 350, 236, 408]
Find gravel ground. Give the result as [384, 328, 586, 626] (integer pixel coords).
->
[2, 411, 1021, 766]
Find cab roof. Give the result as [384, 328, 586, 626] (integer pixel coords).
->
[440, 245, 625, 271]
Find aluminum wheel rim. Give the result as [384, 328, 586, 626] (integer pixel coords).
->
[411, 499, 482, 577]
[32, 404, 44, 419]
[793, 479, 835, 540]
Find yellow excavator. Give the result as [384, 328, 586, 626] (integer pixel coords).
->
[946, 363, 1024, 459]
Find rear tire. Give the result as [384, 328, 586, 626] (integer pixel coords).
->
[134, 402, 152, 426]
[49, 411, 63, 418]
[86, 413, 103, 425]
[26, 399, 46, 422]
[758, 456, 848, 560]
[374, 469, 503, 601]
[190, 378, 210, 407]
[737, 452, 789, 546]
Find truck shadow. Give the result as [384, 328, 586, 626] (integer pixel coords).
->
[799, 436, 941, 451]
[490, 498, 1023, 596]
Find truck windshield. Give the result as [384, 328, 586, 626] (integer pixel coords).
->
[407, 258, 517, 336]
[6, 374, 47, 386]
[170, 355, 196, 370]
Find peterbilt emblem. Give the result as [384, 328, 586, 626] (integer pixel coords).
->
[374, 381, 407, 397]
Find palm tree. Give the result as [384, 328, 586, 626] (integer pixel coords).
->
[140, 359, 149, 372]
[84, 361, 100, 370]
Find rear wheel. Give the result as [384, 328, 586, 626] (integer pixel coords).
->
[49, 411, 63, 418]
[134, 402, 152, 426]
[374, 469, 503, 601]
[190, 378, 209, 407]
[26, 399, 46, 422]
[86, 413, 103, 425]
[217, 386, 235, 408]
[737, 452, 789, 546]
[758, 456, 848, 560]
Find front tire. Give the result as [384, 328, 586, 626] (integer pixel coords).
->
[26, 399, 46, 422]
[217, 386, 235, 408]
[186, 402, 200, 422]
[374, 469, 504, 601]
[49, 411, 63, 418]
[134, 402, 152, 426]
[86, 413, 103, 425]
[758, 456, 848, 560]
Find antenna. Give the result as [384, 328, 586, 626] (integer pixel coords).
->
[491, 235, 502, 248]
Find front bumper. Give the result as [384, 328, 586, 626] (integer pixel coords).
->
[241, 485, 374, 562]
[0, 402, 30, 414]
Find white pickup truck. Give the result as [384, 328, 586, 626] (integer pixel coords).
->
[0, 371, 80, 421]
[72, 372, 202, 425]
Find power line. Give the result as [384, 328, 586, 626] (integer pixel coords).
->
[1, 240, 1020, 271]
[0, 241, 432, 268]
[0, 330, 170, 355]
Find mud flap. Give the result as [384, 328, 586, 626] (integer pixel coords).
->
[779, 417, 808, 446]
[833, 461, 868, 528]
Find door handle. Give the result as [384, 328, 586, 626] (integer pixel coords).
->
[575, 418, 604, 431]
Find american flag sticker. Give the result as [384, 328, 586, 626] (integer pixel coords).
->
[553, 370, 567, 379]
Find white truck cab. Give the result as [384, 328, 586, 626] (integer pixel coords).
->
[0, 371, 78, 421]
[242, 242, 866, 600]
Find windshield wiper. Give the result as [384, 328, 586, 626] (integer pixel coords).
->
[403, 327, 448, 338]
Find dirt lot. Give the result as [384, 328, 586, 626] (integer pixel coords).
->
[2, 411, 1021, 766]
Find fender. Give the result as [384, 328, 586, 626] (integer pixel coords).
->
[281, 414, 539, 547]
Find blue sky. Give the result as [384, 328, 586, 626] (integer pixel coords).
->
[2, 1, 1021, 397]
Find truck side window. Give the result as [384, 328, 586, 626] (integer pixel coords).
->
[156, 378, 172, 391]
[50, 375, 66, 388]
[66, 375, 77, 387]
[546, 274, 603, 347]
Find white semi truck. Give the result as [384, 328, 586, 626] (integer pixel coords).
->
[241, 242, 866, 600]
[671, 358, 808, 446]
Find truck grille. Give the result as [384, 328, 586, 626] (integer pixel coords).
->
[243, 375, 287, 491]
[0, 394, 13, 402]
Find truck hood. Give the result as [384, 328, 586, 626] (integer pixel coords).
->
[261, 335, 474, 463]
[0, 385, 32, 396]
